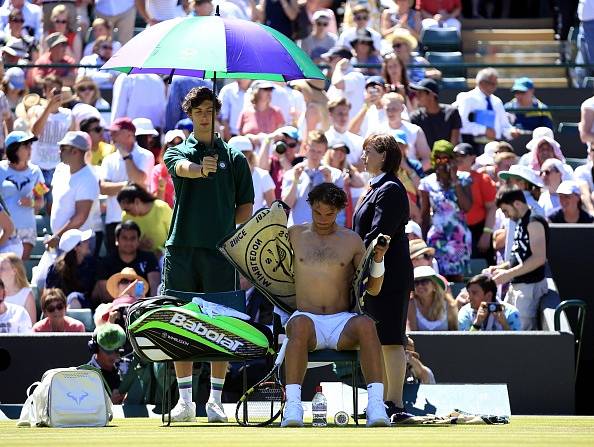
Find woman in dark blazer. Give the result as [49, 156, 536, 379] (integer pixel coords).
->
[352, 133, 414, 418]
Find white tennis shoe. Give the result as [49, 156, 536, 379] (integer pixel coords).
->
[170, 401, 196, 422]
[281, 401, 304, 427]
[206, 400, 228, 423]
[365, 398, 390, 427]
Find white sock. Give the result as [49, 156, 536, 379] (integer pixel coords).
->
[285, 384, 302, 402]
[367, 382, 384, 402]
[209, 377, 225, 403]
[177, 375, 193, 404]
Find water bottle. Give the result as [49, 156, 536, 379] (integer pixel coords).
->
[311, 385, 327, 427]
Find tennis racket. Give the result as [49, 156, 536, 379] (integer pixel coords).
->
[235, 338, 289, 427]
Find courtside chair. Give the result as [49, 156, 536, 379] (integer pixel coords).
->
[66, 308, 95, 332]
[425, 51, 466, 78]
[557, 122, 579, 136]
[420, 27, 461, 53]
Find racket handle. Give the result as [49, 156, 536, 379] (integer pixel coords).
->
[274, 338, 289, 366]
[377, 235, 387, 247]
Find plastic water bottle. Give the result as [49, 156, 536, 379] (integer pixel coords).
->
[311, 385, 327, 427]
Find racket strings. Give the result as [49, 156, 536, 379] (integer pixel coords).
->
[237, 382, 285, 425]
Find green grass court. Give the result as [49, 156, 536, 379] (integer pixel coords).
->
[2, 417, 594, 447]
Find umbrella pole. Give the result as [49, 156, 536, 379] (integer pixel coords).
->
[211, 70, 217, 150]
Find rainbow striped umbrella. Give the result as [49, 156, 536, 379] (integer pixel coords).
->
[101, 14, 325, 82]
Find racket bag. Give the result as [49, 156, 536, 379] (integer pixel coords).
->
[127, 297, 273, 363]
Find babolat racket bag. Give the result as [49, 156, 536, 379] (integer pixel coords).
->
[126, 296, 273, 363]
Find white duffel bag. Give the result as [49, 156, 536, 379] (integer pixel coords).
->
[17, 366, 113, 428]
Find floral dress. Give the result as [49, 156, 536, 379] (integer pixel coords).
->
[419, 172, 472, 276]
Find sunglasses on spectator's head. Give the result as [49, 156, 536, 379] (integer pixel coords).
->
[354, 14, 368, 20]
[77, 85, 94, 92]
[46, 303, 64, 313]
[315, 21, 329, 27]
[53, 19, 68, 24]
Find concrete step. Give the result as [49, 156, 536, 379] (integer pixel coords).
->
[462, 29, 556, 52]
[466, 54, 560, 64]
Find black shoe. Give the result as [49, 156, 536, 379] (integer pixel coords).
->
[390, 409, 416, 425]
[384, 401, 398, 418]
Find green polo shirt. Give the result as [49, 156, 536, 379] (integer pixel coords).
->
[164, 133, 254, 249]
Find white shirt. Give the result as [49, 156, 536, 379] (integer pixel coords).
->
[30, 107, 73, 170]
[325, 126, 363, 165]
[269, 85, 294, 125]
[100, 144, 155, 224]
[581, 96, 594, 150]
[78, 54, 119, 89]
[0, 302, 32, 333]
[146, 0, 185, 21]
[0, 1, 42, 42]
[327, 70, 366, 121]
[94, 0, 135, 16]
[111, 74, 166, 129]
[50, 163, 100, 233]
[219, 82, 248, 135]
[83, 40, 121, 58]
[6, 287, 31, 309]
[579, 0, 594, 21]
[575, 161, 594, 190]
[456, 87, 513, 139]
[252, 167, 275, 210]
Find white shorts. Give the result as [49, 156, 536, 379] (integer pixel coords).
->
[288, 310, 358, 350]
[15, 228, 36, 246]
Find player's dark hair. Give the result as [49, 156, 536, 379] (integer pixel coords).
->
[496, 186, 527, 207]
[182, 87, 222, 115]
[307, 183, 348, 210]
[115, 220, 141, 239]
[466, 274, 497, 301]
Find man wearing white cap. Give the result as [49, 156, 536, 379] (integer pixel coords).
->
[548, 180, 594, 224]
[47, 131, 99, 250]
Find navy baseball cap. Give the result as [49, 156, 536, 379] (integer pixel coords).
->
[5, 131, 37, 148]
[511, 77, 534, 92]
[410, 78, 439, 96]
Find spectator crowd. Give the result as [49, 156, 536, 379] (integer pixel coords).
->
[0, 0, 592, 404]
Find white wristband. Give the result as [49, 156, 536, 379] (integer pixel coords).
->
[370, 259, 385, 278]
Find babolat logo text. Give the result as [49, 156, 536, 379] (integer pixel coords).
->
[169, 313, 244, 352]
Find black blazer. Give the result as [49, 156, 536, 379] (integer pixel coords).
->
[352, 171, 413, 289]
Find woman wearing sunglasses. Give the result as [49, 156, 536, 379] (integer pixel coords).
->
[78, 37, 119, 90]
[73, 77, 110, 111]
[419, 140, 472, 282]
[43, 4, 82, 62]
[32, 288, 85, 332]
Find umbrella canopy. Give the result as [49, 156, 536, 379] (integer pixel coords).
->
[102, 16, 325, 82]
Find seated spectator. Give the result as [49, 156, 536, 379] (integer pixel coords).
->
[350, 29, 381, 77]
[228, 136, 275, 210]
[300, 10, 337, 58]
[0, 252, 35, 323]
[393, 130, 423, 222]
[337, 4, 382, 52]
[404, 335, 436, 384]
[83, 18, 121, 57]
[538, 158, 574, 217]
[409, 238, 439, 272]
[322, 140, 366, 227]
[325, 97, 364, 170]
[323, 46, 365, 122]
[419, 0, 462, 31]
[407, 266, 457, 330]
[92, 221, 160, 305]
[2, 66, 27, 112]
[389, 29, 440, 83]
[117, 183, 172, 258]
[237, 81, 285, 145]
[381, 52, 414, 110]
[77, 37, 119, 90]
[45, 228, 96, 308]
[0, 130, 45, 259]
[409, 78, 462, 150]
[281, 130, 344, 225]
[454, 143, 497, 264]
[1, 9, 38, 61]
[0, 277, 31, 332]
[150, 130, 184, 208]
[342, 0, 381, 32]
[47, 131, 98, 249]
[505, 77, 553, 131]
[30, 32, 76, 88]
[488, 187, 549, 330]
[42, 4, 81, 61]
[478, 145, 518, 186]
[0, 0, 43, 44]
[0, 197, 21, 256]
[32, 288, 85, 332]
[419, 140, 472, 281]
[548, 180, 594, 224]
[87, 323, 127, 404]
[257, 125, 301, 199]
[79, 116, 115, 166]
[381, 0, 422, 39]
[458, 274, 521, 331]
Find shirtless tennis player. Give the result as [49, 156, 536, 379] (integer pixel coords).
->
[282, 182, 391, 427]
